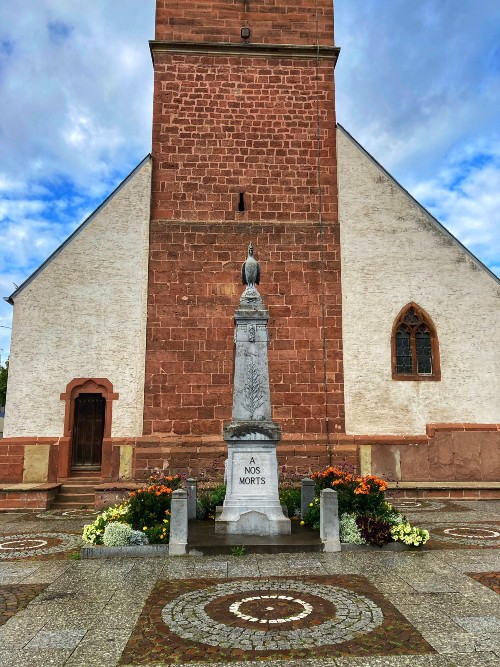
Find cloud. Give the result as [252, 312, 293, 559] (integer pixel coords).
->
[0, 0, 155, 194]
[335, 0, 500, 177]
[334, 0, 500, 277]
[411, 142, 500, 270]
[0, 0, 499, 361]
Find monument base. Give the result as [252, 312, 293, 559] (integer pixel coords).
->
[216, 424, 291, 537]
[215, 508, 291, 536]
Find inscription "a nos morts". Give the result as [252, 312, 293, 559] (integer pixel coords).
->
[239, 457, 266, 485]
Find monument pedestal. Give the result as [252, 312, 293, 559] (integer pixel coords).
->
[216, 423, 291, 536]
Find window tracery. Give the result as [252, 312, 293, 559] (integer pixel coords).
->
[392, 304, 441, 381]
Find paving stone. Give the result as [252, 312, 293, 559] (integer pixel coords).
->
[0, 564, 40, 583]
[21, 563, 73, 584]
[447, 653, 500, 667]
[1, 648, 74, 667]
[333, 658, 452, 666]
[25, 628, 87, 649]
[64, 627, 132, 667]
[473, 633, 500, 656]
[423, 632, 480, 654]
[453, 616, 500, 634]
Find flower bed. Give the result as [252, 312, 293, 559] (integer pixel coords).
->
[303, 467, 429, 548]
[82, 472, 183, 547]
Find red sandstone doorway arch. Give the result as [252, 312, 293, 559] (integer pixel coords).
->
[59, 378, 119, 479]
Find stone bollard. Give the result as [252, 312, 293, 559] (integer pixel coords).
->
[320, 488, 341, 552]
[169, 489, 188, 556]
[301, 478, 315, 519]
[186, 478, 197, 520]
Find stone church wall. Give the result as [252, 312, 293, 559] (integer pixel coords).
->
[337, 126, 500, 435]
[3, 159, 152, 444]
[337, 127, 500, 483]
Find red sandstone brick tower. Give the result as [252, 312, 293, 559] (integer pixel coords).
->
[142, 0, 350, 477]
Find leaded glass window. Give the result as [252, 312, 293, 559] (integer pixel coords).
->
[396, 327, 412, 374]
[392, 304, 440, 380]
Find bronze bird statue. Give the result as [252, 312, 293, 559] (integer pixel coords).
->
[241, 243, 260, 288]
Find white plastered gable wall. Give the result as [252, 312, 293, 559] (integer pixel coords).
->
[3, 157, 152, 438]
[337, 126, 500, 435]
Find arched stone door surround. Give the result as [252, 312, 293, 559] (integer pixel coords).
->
[58, 378, 119, 479]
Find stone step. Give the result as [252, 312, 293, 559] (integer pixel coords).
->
[187, 519, 322, 555]
[54, 492, 95, 503]
[51, 501, 95, 510]
[57, 485, 96, 495]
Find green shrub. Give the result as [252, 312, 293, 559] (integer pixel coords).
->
[391, 522, 429, 546]
[312, 467, 389, 517]
[279, 488, 301, 517]
[103, 522, 133, 547]
[355, 516, 393, 547]
[339, 513, 366, 544]
[126, 484, 174, 530]
[129, 530, 149, 545]
[303, 497, 320, 530]
[142, 522, 169, 544]
[82, 504, 129, 545]
[197, 484, 226, 520]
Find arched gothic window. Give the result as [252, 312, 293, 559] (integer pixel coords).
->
[391, 303, 441, 381]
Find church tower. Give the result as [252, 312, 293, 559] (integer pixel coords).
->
[143, 0, 349, 474]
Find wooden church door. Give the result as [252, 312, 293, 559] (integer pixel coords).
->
[71, 394, 105, 468]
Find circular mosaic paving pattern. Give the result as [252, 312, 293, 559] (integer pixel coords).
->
[429, 523, 500, 546]
[161, 579, 384, 650]
[0, 532, 82, 558]
[391, 499, 447, 512]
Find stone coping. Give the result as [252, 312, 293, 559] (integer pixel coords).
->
[93, 482, 142, 491]
[81, 544, 169, 559]
[0, 483, 60, 492]
[388, 481, 500, 489]
[80, 541, 415, 559]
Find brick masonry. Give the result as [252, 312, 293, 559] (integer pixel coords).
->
[145, 0, 343, 463]
[154, 0, 335, 46]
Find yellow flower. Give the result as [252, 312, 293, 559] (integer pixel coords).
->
[143, 526, 148, 531]
[309, 502, 313, 507]
[300, 521, 305, 526]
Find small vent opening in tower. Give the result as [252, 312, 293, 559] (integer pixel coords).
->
[238, 192, 245, 212]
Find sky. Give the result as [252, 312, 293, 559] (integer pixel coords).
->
[0, 0, 499, 362]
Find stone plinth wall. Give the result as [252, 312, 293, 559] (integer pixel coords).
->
[2, 425, 497, 490]
[0, 437, 60, 483]
[155, 0, 334, 45]
[0, 484, 60, 510]
[364, 425, 500, 483]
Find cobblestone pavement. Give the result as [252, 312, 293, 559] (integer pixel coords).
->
[0, 501, 497, 667]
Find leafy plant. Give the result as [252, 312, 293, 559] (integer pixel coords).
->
[312, 467, 389, 517]
[129, 530, 149, 545]
[231, 545, 247, 556]
[279, 487, 301, 517]
[142, 521, 170, 544]
[339, 513, 366, 544]
[391, 522, 429, 546]
[103, 522, 133, 547]
[126, 481, 178, 530]
[0, 360, 8, 407]
[303, 497, 320, 530]
[355, 515, 393, 547]
[82, 503, 129, 545]
[197, 484, 226, 520]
